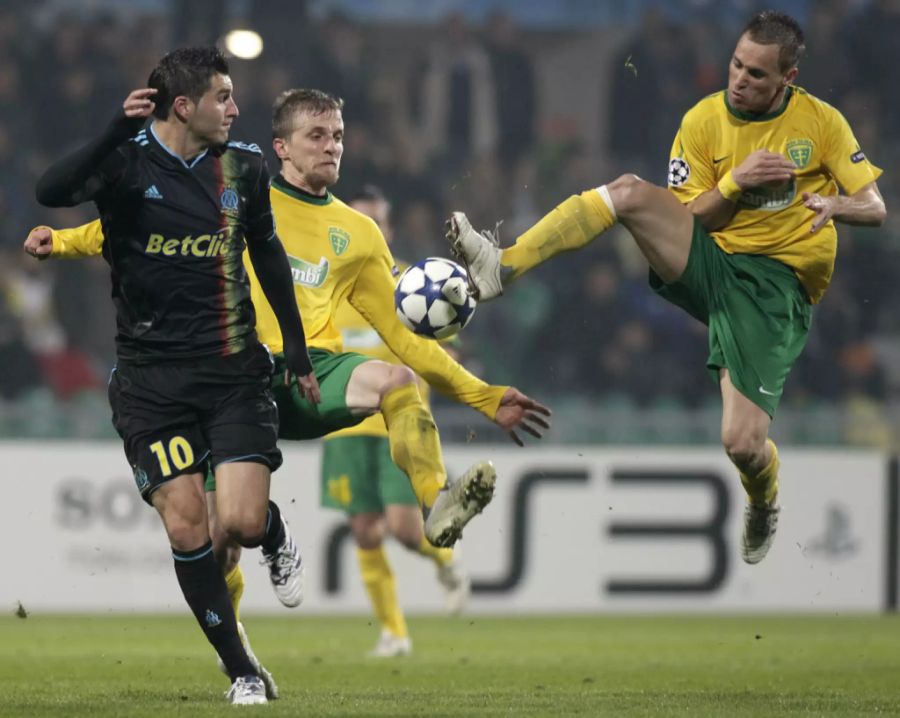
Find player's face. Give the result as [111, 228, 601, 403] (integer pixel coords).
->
[727, 34, 797, 114]
[190, 73, 239, 146]
[279, 109, 344, 193]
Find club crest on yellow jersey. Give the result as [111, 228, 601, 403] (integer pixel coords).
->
[786, 138, 814, 169]
[329, 227, 350, 255]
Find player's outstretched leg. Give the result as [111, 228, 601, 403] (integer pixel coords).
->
[259, 501, 305, 607]
[740, 439, 781, 564]
[424, 461, 496, 548]
[447, 188, 616, 300]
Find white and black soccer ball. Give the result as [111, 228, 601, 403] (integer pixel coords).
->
[394, 257, 477, 340]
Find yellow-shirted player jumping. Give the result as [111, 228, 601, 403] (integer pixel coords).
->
[445, 10, 885, 565]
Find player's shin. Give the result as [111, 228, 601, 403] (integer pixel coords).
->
[381, 383, 446, 510]
[172, 541, 255, 680]
[502, 187, 617, 280]
[739, 439, 780, 505]
[357, 546, 407, 638]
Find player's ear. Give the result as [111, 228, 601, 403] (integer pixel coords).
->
[172, 95, 192, 123]
[273, 136, 288, 160]
[783, 65, 799, 87]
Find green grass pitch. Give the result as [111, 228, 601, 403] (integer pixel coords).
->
[1, 614, 899, 716]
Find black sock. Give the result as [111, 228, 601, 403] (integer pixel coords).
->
[172, 541, 255, 681]
[260, 500, 285, 554]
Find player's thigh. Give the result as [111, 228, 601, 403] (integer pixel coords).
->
[719, 368, 771, 457]
[108, 363, 210, 506]
[608, 173, 694, 283]
[320, 435, 384, 514]
[274, 349, 371, 439]
[348, 512, 387, 549]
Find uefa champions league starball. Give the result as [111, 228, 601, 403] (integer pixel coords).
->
[394, 257, 477, 340]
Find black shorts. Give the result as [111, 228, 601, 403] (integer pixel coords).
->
[108, 343, 282, 504]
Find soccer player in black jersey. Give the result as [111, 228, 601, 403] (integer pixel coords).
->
[34, 47, 319, 706]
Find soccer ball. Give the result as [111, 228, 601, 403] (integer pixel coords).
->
[394, 257, 477, 340]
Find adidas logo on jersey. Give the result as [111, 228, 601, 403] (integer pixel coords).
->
[144, 185, 163, 200]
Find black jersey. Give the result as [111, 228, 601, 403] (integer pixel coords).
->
[87, 124, 275, 362]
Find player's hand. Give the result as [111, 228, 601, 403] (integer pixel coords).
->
[493, 387, 551, 446]
[123, 88, 157, 119]
[732, 150, 796, 190]
[286, 368, 321, 404]
[802, 191, 837, 233]
[24, 227, 53, 260]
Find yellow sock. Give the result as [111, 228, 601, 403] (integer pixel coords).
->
[357, 546, 407, 638]
[501, 188, 617, 280]
[740, 439, 780, 505]
[381, 383, 446, 509]
[224, 564, 245, 624]
[416, 535, 454, 567]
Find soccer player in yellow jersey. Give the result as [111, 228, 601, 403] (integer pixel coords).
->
[323, 185, 469, 658]
[445, 10, 885, 564]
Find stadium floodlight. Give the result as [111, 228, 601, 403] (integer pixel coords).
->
[224, 29, 263, 60]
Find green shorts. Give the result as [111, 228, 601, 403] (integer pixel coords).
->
[320, 435, 417, 515]
[650, 219, 812, 416]
[273, 348, 371, 440]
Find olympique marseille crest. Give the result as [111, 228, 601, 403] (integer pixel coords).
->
[329, 227, 350, 256]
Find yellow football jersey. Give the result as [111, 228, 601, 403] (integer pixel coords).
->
[668, 86, 882, 303]
[47, 176, 506, 420]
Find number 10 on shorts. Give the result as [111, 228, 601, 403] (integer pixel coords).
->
[149, 436, 195, 477]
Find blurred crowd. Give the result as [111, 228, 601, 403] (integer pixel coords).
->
[2, 0, 899, 445]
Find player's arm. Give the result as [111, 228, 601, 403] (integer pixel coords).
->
[804, 108, 886, 233]
[803, 181, 886, 233]
[348, 239, 550, 444]
[243, 159, 319, 402]
[24, 220, 105, 260]
[688, 150, 796, 230]
[35, 89, 155, 207]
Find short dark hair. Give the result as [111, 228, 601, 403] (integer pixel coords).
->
[147, 47, 230, 120]
[742, 10, 806, 72]
[272, 88, 344, 139]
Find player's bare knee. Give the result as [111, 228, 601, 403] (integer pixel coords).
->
[219, 509, 267, 547]
[379, 365, 416, 401]
[607, 173, 649, 215]
[350, 514, 386, 549]
[722, 430, 767, 474]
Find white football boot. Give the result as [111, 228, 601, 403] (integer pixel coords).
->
[225, 675, 267, 706]
[260, 517, 305, 607]
[424, 461, 496, 548]
[446, 212, 504, 301]
[217, 622, 279, 700]
[368, 629, 412, 658]
[741, 498, 781, 564]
